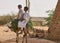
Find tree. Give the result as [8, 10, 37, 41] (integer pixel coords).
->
[45, 10, 54, 26]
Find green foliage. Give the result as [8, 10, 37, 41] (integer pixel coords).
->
[27, 19, 34, 31]
[11, 19, 19, 32]
[45, 10, 54, 26]
[11, 18, 34, 32]
[9, 13, 34, 32]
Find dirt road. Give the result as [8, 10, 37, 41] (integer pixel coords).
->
[2, 38, 56, 43]
[0, 26, 56, 43]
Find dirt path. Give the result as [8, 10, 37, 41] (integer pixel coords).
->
[0, 26, 16, 42]
[0, 26, 48, 42]
[0, 26, 56, 43]
[2, 38, 56, 43]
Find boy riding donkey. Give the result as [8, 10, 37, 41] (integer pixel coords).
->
[8, 4, 30, 43]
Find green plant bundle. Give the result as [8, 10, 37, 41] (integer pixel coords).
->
[45, 10, 54, 26]
[10, 19, 34, 32]
[11, 19, 19, 32]
[27, 19, 34, 31]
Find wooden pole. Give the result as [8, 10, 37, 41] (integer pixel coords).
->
[26, 0, 28, 7]
[28, 0, 30, 13]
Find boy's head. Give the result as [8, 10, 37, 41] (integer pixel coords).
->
[18, 4, 22, 9]
[24, 6, 29, 12]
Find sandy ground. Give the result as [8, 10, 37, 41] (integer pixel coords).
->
[0, 26, 56, 43]
[0, 26, 16, 42]
[2, 38, 56, 43]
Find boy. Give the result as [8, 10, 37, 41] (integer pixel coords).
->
[17, 4, 24, 32]
[18, 6, 30, 35]
[17, 4, 23, 20]
[7, 4, 23, 31]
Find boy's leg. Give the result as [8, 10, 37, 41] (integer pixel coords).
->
[16, 30, 19, 43]
[18, 27, 23, 34]
[20, 27, 23, 34]
[24, 27, 27, 43]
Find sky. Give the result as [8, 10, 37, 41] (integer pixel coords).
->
[0, 0, 58, 17]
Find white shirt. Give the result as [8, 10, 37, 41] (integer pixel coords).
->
[18, 13, 30, 28]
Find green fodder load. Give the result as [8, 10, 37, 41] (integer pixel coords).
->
[10, 19, 19, 32]
[8, 19, 34, 32]
[27, 19, 34, 31]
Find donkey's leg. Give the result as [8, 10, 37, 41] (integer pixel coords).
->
[22, 34, 25, 43]
[16, 31, 19, 43]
